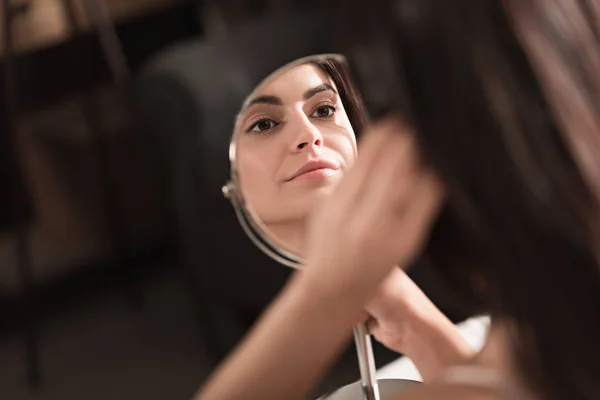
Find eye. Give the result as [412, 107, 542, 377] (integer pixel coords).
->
[311, 105, 337, 119]
[247, 118, 279, 133]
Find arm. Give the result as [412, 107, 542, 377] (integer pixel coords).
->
[193, 272, 365, 400]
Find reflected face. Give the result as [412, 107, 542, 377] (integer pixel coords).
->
[236, 63, 357, 225]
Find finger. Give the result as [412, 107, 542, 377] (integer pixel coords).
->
[390, 172, 445, 265]
[358, 311, 371, 324]
[402, 171, 444, 225]
[383, 139, 423, 214]
[365, 316, 379, 335]
[334, 116, 404, 205]
[353, 121, 419, 229]
[366, 130, 417, 210]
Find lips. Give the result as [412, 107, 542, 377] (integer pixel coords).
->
[287, 159, 340, 181]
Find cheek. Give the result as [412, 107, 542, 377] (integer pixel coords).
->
[341, 139, 357, 166]
[239, 152, 269, 186]
[323, 124, 357, 164]
[237, 142, 280, 198]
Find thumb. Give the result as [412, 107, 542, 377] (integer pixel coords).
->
[365, 316, 379, 335]
[358, 311, 372, 325]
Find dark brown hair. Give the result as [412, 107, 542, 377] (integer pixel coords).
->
[332, 1, 600, 399]
[313, 59, 367, 136]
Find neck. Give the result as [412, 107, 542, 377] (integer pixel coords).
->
[264, 220, 306, 256]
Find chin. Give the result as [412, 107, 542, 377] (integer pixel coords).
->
[314, 184, 336, 196]
[301, 186, 335, 209]
[288, 182, 339, 218]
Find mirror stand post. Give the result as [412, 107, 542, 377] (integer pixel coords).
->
[353, 323, 381, 400]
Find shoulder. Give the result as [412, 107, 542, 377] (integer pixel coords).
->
[391, 383, 504, 400]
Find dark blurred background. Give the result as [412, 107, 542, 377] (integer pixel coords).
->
[0, 1, 466, 399]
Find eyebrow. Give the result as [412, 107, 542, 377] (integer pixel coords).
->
[303, 84, 337, 100]
[245, 84, 338, 109]
[247, 95, 283, 107]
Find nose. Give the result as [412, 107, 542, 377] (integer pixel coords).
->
[289, 114, 323, 152]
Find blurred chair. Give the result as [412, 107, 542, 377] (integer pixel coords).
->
[63, 0, 140, 309]
[1, 0, 40, 387]
[1, 0, 138, 387]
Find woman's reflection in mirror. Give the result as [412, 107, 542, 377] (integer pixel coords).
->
[235, 59, 366, 254]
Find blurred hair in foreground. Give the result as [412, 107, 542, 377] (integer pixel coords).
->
[331, 1, 600, 399]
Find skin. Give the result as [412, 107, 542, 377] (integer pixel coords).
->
[196, 0, 596, 396]
[366, 267, 476, 382]
[196, 118, 480, 400]
[235, 63, 357, 254]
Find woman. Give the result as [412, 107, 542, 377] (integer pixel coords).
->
[199, 0, 600, 394]
[195, 2, 600, 399]
[234, 57, 478, 381]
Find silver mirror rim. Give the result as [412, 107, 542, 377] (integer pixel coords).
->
[222, 181, 302, 269]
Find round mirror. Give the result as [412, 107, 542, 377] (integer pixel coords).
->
[224, 54, 366, 267]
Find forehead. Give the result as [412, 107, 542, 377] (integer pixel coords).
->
[256, 63, 335, 99]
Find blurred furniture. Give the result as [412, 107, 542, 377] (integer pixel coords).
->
[0, 0, 200, 298]
[1, 0, 41, 387]
[64, 0, 134, 309]
[0, 0, 190, 56]
[1, 0, 151, 387]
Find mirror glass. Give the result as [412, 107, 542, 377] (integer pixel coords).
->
[227, 54, 367, 266]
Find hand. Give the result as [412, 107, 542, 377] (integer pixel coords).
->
[364, 267, 441, 354]
[365, 268, 476, 381]
[300, 116, 444, 307]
